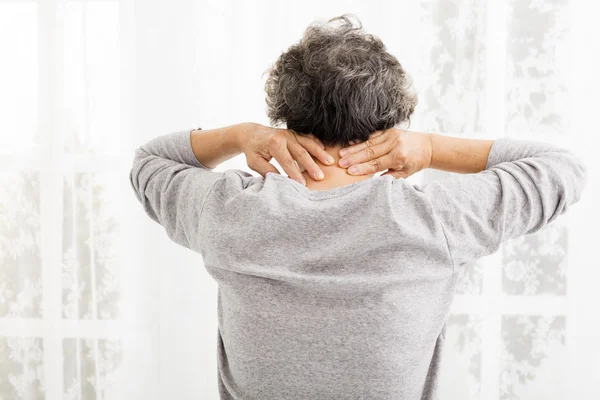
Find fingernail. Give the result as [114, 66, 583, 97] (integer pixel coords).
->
[298, 178, 306, 186]
[339, 158, 349, 167]
[326, 155, 334, 164]
[339, 149, 347, 156]
[316, 171, 324, 179]
[348, 166, 358, 174]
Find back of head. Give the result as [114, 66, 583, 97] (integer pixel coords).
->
[264, 14, 418, 148]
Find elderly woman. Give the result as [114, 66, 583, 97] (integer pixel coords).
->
[130, 15, 587, 400]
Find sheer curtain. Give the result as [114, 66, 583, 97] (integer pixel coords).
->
[0, 0, 598, 399]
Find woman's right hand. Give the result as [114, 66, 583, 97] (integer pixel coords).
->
[337, 128, 433, 178]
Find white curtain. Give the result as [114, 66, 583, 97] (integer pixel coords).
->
[1, 0, 599, 399]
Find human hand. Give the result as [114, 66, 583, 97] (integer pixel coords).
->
[238, 123, 335, 185]
[337, 129, 433, 178]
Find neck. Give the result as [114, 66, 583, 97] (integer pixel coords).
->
[301, 146, 375, 190]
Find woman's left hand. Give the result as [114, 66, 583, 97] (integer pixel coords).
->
[337, 128, 432, 179]
[238, 123, 334, 185]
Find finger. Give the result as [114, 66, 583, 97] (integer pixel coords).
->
[339, 139, 394, 168]
[294, 131, 326, 150]
[348, 130, 386, 145]
[295, 135, 335, 166]
[347, 153, 395, 176]
[369, 129, 387, 139]
[288, 141, 325, 180]
[339, 131, 388, 157]
[347, 132, 383, 147]
[271, 140, 306, 185]
[247, 156, 281, 178]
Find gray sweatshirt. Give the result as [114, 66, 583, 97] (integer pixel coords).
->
[129, 129, 587, 400]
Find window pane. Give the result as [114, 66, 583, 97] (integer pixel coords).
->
[63, 338, 123, 399]
[501, 315, 566, 399]
[0, 337, 44, 399]
[62, 173, 120, 320]
[505, 0, 571, 137]
[0, 172, 42, 318]
[502, 217, 568, 296]
[456, 260, 485, 295]
[412, 0, 488, 134]
[439, 314, 483, 399]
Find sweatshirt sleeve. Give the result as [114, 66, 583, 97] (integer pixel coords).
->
[415, 137, 588, 268]
[129, 129, 226, 249]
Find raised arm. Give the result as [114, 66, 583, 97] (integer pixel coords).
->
[337, 129, 588, 268]
[336, 130, 495, 178]
[427, 133, 494, 173]
[129, 129, 229, 249]
[130, 123, 333, 249]
[418, 136, 587, 266]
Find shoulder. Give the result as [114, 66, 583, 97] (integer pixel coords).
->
[210, 168, 264, 196]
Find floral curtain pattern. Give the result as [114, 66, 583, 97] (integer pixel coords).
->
[439, 314, 483, 399]
[413, 0, 488, 134]
[0, 173, 42, 319]
[419, 0, 573, 398]
[500, 316, 566, 399]
[63, 339, 122, 400]
[505, 0, 570, 138]
[1, 1, 123, 399]
[0, 337, 44, 400]
[0, 0, 596, 399]
[502, 220, 568, 296]
[62, 173, 121, 321]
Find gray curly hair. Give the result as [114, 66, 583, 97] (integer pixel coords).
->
[264, 14, 418, 147]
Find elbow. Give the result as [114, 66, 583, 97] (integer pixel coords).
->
[577, 154, 588, 191]
[515, 150, 588, 228]
[547, 152, 588, 222]
[129, 166, 142, 203]
[129, 147, 148, 203]
[549, 148, 588, 206]
[568, 151, 588, 204]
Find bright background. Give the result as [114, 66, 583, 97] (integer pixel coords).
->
[0, 0, 599, 399]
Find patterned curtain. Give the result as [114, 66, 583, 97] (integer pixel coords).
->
[0, 0, 597, 399]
